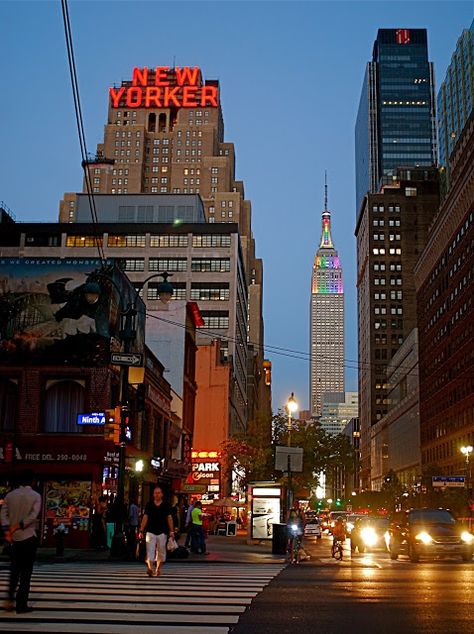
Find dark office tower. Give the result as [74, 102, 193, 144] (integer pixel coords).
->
[437, 21, 474, 174]
[355, 29, 437, 214]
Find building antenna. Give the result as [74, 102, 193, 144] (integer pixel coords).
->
[324, 170, 328, 213]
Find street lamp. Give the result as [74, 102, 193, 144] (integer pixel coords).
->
[110, 271, 173, 557]
[461, 445, 473, 530]
[286, 392, 298, 512]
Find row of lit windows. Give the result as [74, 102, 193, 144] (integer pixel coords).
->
[374, 306, 403, 315]
[372, 205, 401, 213]
[373, 233, 401, 241]
[374, 277, 403, 286]
[374, 291, 403, 300]
[65, 235, 231, 249]
[114, 130, 140, 138]
[373, 219, 401, 227]
[373, 248, 402, 256]
[373, 262, 402, 271]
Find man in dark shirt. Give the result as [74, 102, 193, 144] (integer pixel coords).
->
[139, 485, 174, 577]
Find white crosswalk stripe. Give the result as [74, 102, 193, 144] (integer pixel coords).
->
[0, 562, 285, 633]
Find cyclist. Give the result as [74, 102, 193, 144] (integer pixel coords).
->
[286, 505, 305, 562]
[332, 517, 346, 549]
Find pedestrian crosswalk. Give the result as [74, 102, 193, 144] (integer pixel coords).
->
[0, 561, 285, 633]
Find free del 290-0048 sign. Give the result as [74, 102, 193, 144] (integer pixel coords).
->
[109, 67, 219, 109]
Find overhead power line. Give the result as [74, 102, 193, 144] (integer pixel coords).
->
[60, 0, 105, 263]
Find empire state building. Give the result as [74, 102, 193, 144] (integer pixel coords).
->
[310, 178, 344, 417]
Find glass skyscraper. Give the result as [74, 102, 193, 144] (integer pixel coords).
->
[310, 179, 344, 418]
[437, 20, 474, 170]
[355, 28, 437, 215]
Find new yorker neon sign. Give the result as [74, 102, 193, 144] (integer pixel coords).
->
[109, 67, 219, 109]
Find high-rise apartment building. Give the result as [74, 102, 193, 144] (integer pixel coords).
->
[356, 168, 439, 489]
[355, 29, 437, 214]
[310, 180, 344, 418]
[437, 21, 474, 172]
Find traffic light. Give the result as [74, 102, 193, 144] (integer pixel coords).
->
[336, 498, 341, 507]
[104, 407, 121, 444]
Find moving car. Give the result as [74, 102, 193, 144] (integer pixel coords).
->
[304, 512, 322, 539]
[345, 514, 367, 535]
[350, 517, 389, 552]
[388, 508, 474, 563]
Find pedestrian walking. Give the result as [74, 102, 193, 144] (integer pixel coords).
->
[1, 469, 42, 614]
[139, 485, 174, 577]
[127, 498, 140, 559]
[191, 501, 208, 554]
[184, 497, 196, 549]
[91, 495, 107, 550]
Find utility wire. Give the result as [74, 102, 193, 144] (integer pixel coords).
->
[60, 0, 105, 263]
[142, 310, 462, 381]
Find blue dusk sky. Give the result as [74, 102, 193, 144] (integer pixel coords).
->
[1, 1, 472, 412]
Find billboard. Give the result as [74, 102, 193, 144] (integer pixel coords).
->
[0, 258, 144, 366]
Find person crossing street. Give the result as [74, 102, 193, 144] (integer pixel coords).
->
[138, 485, 174, 577]
[1, 470, 42, 614]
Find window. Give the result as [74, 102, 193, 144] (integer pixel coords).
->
[211, 167, 219, 174]
[192, 235, 231, 248]
[405, 187, 417, 197]
[190, 282, 230, 301]
[148, 282, 186, 300]
[66, 235, 103, 248]
[199, 311, 229, 329]
[191, 258, 231, 272]
[149, 258, 187, 272]
[119, 258, 145, 272]
[150, 235, 188, 247]
[0, 378, 18, 431]
[43, 380, 85, 433]
[108, 235, 146, 248]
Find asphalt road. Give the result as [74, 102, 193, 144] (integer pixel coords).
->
[231, 535, 474, 634]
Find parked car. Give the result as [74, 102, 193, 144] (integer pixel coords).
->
[388, 508, 474, 563]
[350, 517, 389, 552]
[304, 513, 322, 539]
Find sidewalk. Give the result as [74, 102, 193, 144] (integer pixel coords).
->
[0, 535, 286, 566]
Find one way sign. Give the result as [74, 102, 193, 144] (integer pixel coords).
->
[110, 352, 143, 367]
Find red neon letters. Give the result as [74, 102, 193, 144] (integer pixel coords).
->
[109, 66, 219, 109]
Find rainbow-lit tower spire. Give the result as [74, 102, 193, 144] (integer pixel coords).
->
[310, 173, 344, 417]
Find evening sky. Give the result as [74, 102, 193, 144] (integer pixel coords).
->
[1, 1, 472, 411]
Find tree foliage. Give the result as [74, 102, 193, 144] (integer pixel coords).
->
[221, 409, 355, 494]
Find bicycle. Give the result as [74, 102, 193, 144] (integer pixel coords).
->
[331, 538, 344, 560]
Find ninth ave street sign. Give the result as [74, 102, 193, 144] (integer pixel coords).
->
[110, 352, 143, 367]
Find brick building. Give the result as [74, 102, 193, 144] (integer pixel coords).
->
[415, 113, 474, 476]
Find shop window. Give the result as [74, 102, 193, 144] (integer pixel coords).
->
[0, 378, 18, 431]
[43, 380, 85, 433]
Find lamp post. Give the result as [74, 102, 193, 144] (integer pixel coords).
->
[461, 445, 473, 530]
[110, 271, 173, 557]
[286, 392, 298, 512]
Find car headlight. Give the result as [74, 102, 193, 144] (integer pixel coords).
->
[361, 527, 378, 547]
[291, 524, 298, 531]
[461, 531, 474, 544]
[415, 531, 432, 544]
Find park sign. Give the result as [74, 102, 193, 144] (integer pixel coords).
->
[109, 67, 219, 109]
[77, 412, 106, 426]
[432, 476, 465, 488]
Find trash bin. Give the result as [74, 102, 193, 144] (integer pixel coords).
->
[272, 523, 288, 554]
